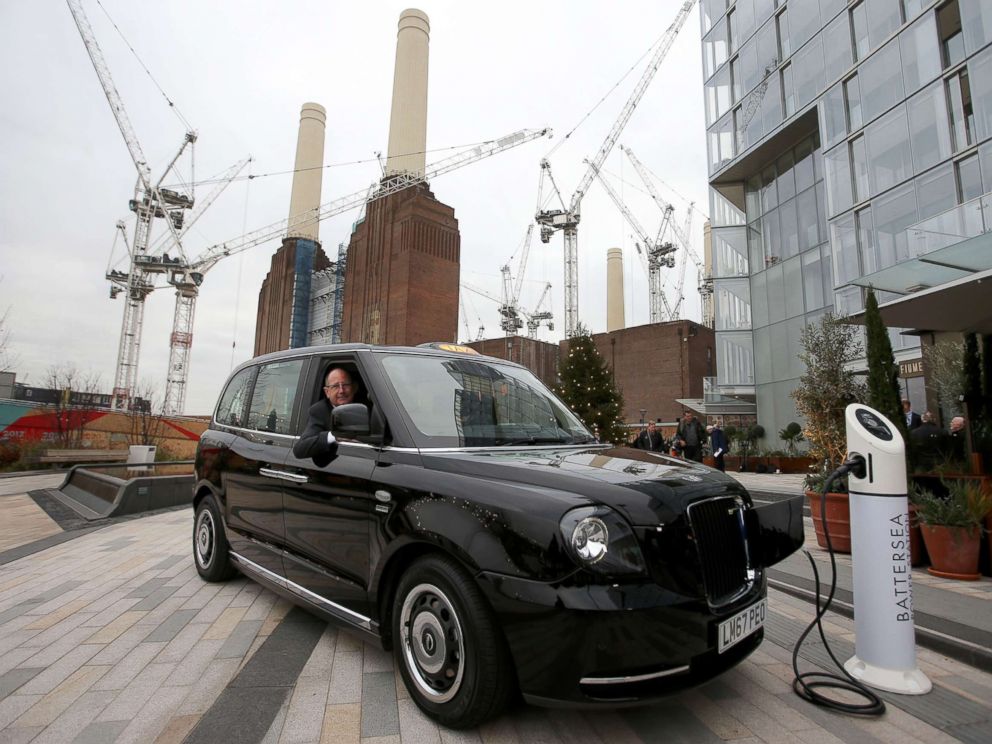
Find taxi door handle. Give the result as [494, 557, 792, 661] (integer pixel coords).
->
[260, 468, 309, 484]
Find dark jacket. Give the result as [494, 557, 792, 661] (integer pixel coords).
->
[910, 421, 945, 470]
[709, 427, 728, 456]
[634, 429, 666, 452]
[905, 411, 922, 430]
[676, 417, 707, 448]
[293, 398, 339, 468]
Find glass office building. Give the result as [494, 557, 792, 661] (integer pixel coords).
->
[702, 0, 992, 436]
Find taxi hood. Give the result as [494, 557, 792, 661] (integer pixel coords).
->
[420, 445, 749, 525]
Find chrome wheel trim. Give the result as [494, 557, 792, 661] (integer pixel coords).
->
[195, 508, 215, 569]
[400, 582, 465, 703]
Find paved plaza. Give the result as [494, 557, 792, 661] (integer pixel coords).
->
[0, 472, 991, 743]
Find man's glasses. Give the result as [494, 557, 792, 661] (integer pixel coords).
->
[324, 383, 353, 392]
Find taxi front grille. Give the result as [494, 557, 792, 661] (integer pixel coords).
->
[687, 496, 749, 606]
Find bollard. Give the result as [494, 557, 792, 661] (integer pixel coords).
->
[842, 404, 931, 695]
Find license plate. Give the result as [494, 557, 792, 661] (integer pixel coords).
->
[717, 598, 766, 653]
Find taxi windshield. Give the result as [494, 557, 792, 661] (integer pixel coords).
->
[379, 353, 596, 447]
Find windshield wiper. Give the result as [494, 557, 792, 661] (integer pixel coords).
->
[495, 436, 572, 446]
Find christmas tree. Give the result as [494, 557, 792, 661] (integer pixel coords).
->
[556, 325, 626, 444]
[864, 288, 908, 443]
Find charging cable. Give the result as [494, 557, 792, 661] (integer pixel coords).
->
[791, 455, 886, 716]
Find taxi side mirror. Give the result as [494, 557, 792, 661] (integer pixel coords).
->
[332, 403, 371, 436]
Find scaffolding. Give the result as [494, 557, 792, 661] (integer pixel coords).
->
[308, 243, 348, 346]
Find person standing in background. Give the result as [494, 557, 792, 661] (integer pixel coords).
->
[708, 423, 728, 472]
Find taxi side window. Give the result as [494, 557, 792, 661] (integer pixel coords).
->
[246, 359, 305, 434]
[215, 366, 255, 427]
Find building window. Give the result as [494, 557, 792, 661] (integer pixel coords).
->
[859, 39, 904, 125]
[731, 57, 741, 104]
[777, 8, 791, 60]
[823, 13, 854, 84]
[867, 0, 904, 49]
[946, 69, 975, 151]
[845, 75, 863, 131]
[781, 63, 795, 117]
[851, 1, 870, 61]
[937, 0, 965, 69]
[956, 153, 983, 202]
[900, 13, 942, 95]
[867, 106, 913, 195]
[907, 81, 953, 173]
[856, 207, 876, 275]
[851, 136, 870, 203]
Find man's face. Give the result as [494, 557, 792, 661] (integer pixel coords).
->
[902, 400, 911, 412]
[324, 369, 356, 407]
[647, 422, 656, 433]
[683, 413, 692, 423]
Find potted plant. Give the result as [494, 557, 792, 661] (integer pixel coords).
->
[913, 479, 992, 580]
[792, 315, 866, 553]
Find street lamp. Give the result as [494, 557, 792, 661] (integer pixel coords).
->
[639, 408, 647, 425]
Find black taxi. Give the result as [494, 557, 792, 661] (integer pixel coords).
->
[192, 342, 804, 728]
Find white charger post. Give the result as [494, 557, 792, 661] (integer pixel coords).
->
[843, 404, 931, 695]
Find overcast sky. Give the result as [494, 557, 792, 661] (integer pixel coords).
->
[0, 0, 709, 414]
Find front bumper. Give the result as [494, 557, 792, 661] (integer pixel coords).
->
[477, 571, 767, 705]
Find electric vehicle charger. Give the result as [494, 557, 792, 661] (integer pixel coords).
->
[790, 455, 886, 717]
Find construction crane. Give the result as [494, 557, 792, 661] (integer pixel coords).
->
[535, 0, 696, 337]
[463, 282, 554, 341]
[67, 0, 198, 411]
[622, 145, 711, 310]
[525, 283, 554, 338]
[151, 127, 552, 412]
[458, 296, 485, 343]
[737, 59, 778, 146]
[499, 224, 534, 335]
[586, 160, 677, 323]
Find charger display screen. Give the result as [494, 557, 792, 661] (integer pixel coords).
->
[854, 408, 893, 441]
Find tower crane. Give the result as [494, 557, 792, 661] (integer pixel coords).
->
[525, 283, 554, 338]
[622, 145, 711, 309]
[155, 127, 552, 412]
[499, 224, 534, 335]
[535, 0, 696, 337]
[67, 0, 197, 410]
[586, 160, 677, 323]
[459, 296, 485, 343]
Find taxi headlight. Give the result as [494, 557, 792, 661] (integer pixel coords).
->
[559, 506, 647, 576]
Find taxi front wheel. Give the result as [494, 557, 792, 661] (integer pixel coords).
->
[193, 495, 236, 582]
[393, 555, 514, 729]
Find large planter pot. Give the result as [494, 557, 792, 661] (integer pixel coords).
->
[920, 524, 982, 580]
[805, 490, 851, 554]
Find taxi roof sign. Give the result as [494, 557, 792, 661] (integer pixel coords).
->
[418, 342, 480, 355]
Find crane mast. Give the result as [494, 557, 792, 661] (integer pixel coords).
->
[623, 144, 710, 311]
[535, 0, 695, 337]
[587, 162, 675, 322]
[68, 0, 197, 410]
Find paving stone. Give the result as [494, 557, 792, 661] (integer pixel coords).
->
[152, 712, 200, 744]
[299, 626, 337, 680]
[85, 610, 147, 645]
[229, 609, 325, 689]
[396, 698, 441, 744]
[0, 602, 42, 628]
[91, 641, 168, 692]
[326, 651, 363, 705]
[0, 694, 42, 730]
[174, 658, 240, 717]
[0, 649, 38, 679]
[71, 719, 129, 744]
[0, 668, 43, 701]
[23, 600, 91, 631]
[162, 639, 223, 687]
[27, 688, 116, 744]
[88, 621, 156, 666]
[202, 606, 247, 641]
[18, 644, 102, 696]
[142, 609, 198, 644]
[216, 620, 263, 660]
[114, 683, 188, 744]
[319, 703, 360, 744]
[360, 672, 399, 739]
[13, 664, 109, 728]
[279, 677, 330, 744]
[95, 662, 176, 722]
[125, 578, 171, 599]
[0, 724, 44, 743]
[362, 644, 393, 674]
[182, 685, 290, 744]
[21, 610, 96, 652]
[149, 555, 185, 572]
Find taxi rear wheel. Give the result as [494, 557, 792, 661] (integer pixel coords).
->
[393, 555, 514, 729]
[193, 495, 236, 582]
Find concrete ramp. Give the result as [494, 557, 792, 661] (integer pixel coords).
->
[54, 462, 194, 520]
